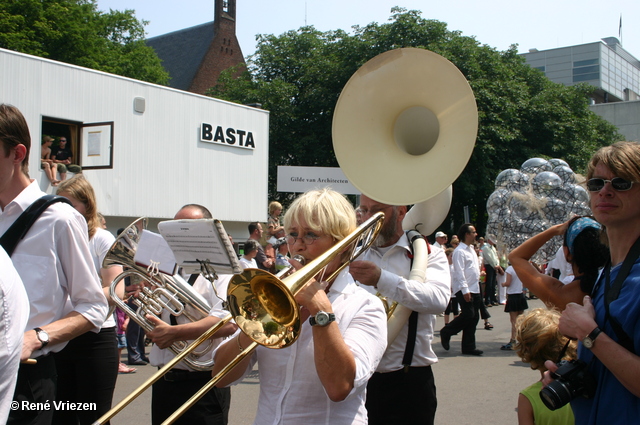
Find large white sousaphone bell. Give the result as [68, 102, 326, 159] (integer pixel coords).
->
[333, 48, 478, 344]
[332, 47, 477, 210]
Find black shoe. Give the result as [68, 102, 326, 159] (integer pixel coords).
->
[128, 360, 148, 366]
[462, 349, 483, 356]
[440, 330, 450, 351]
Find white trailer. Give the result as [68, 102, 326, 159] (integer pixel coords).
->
[0, 48, 269, 239]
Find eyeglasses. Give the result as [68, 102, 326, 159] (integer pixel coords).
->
[586, 177, 636, 192]
[286, 232, 321, 245]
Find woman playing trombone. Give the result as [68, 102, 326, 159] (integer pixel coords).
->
[213, 188, 387, 424]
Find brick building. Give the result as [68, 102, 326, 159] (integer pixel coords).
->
[146, 0, 245, 95]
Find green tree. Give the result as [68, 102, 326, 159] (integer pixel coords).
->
[0, 0, 168, 85]
[210, 7, 622, 233]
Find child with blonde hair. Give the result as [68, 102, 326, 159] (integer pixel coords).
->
[515, 308, 576, 425]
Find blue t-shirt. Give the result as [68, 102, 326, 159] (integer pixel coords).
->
[571, 258, 640, 424]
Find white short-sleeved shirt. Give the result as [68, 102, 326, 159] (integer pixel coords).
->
[505, 265, 525, 294]
[239, 256, 258, 270]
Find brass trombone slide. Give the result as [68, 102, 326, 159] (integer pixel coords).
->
[160, 212, 385, 425]
[91, 316, 232, 425]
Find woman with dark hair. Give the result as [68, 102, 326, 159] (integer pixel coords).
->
[54, 176, 125, 423]
[508, 216, 609, 310]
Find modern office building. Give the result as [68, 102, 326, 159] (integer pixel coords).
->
[522, 37, 639, 103]
[522, 38, 640, 141]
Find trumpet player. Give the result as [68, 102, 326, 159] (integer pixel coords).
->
[213, 189, 387, 424]
[146, 204, 238, 425]
[350, 195, 451, 425]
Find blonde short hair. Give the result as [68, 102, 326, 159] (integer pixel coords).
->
[515, 308, 577, 371]
[269, 201, 283, 215]
[283, 189, 356, 242]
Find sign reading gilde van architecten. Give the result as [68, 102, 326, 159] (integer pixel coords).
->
[277, 166, 359, 195]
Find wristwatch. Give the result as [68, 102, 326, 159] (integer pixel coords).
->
[309, 311, 336, 327]
[34, 327, 50, 349]
[582, 327, 602, 349]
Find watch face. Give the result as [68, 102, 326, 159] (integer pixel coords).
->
[583, 338, 593, 349]
[315, 312, 330, 326]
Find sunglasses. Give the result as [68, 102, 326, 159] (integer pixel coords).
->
[586, 177, 636, 192]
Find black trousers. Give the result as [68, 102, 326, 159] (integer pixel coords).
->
[441, 292, 482, 352]
[152, 370, 231, 425]
[366, 366, 437, 425]
[126, 299, 147, 363]
[53, 327, 119, 425]
[8, 354, 57, 425]
[484, 264, 498, 304]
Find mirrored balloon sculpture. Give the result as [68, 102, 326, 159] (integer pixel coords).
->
[486, 158, 591, 264]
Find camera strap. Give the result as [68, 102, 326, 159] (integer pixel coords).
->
[602, 236, 640, 354]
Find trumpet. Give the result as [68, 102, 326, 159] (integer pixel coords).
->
[93, 212, 385, 425]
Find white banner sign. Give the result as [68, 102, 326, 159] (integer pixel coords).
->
[277, 166, 359, 194]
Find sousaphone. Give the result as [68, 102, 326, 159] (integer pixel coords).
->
[333, 47, 477, 206]
[332, 48, 478, 343]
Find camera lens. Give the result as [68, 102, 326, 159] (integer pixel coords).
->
[540, 380, 573, 410]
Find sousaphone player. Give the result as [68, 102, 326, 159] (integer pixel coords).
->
[334, 48, 478, 425]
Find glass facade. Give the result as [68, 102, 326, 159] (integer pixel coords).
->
[522, 40, 640, 102]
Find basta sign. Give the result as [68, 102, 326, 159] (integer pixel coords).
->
[200, 123, 256, 150]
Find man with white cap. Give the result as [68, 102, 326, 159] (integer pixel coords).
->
[434, 231, 448, 249]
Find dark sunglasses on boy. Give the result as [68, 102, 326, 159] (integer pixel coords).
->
[586, 177, 636, 192]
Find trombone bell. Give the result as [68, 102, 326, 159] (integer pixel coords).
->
[228, 269, 300, 349]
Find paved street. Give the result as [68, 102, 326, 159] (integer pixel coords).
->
[111, 298, 545, 424]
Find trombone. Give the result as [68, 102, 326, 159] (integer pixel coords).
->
[93, 212, 384, 425]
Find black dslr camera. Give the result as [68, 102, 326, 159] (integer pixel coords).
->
[539, 359, 596, 410]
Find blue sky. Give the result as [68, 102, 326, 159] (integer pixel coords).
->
[97, 1, 639, 60]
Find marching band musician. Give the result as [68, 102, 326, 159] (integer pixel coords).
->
[212, 188, 387, 424]
[350, 195, 451, 425]
[1, 104, 108, 425]
[146, 204, 238, 425]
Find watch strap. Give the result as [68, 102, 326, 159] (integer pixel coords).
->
[309, 312, 335, 326]
[586, 327, 602, 342]
[583, 327, 602, 348]
[34, 327, 49, 349]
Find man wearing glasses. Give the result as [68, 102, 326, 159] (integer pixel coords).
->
[51, 137, 82, 182]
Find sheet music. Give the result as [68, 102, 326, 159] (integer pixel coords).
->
[133, 230, 178, 275]
[158, 219, 241, 275]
